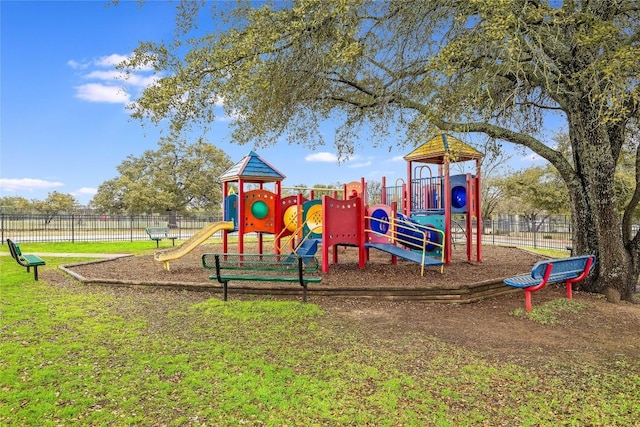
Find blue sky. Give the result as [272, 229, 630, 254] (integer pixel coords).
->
[1, 1, 544, 206]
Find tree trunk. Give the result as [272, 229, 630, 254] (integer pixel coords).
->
[567, 107, 636, 301]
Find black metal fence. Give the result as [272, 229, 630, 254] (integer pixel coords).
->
[0, 213, 223, 244]
[0, 212, 577, 253]
[477, 216, 572, 253]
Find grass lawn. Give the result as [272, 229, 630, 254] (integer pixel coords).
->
[1, 242, 639, 426]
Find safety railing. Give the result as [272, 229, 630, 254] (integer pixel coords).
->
[274, 214, 321, 255]
[364, 214, 445, 275]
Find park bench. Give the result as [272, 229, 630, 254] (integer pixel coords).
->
[6, 239, 46, 281]
[504, 254, 596, 312]
[202, 253, 322, 303]
[145, 227, 177, 248]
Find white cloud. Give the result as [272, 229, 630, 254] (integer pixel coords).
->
[121, 73, 158, 88]
[348, 160, 372, 168]
[95, 54, 129, 67]
[84, 70, 124, 81]
[67, 59, 89, 70]
[74, 187, 97, 196]
[305, 152, 338, 162]
[0, 178, 64, 192]
[70, 52, 156, 104]
[390, 155, 405, 162]
[75, 83, 130, 103]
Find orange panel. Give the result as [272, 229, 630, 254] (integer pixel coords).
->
[345, 181, 363, 199]
[243, 189, 276, 233]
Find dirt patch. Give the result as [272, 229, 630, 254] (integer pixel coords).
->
[57, 244, 640, 370]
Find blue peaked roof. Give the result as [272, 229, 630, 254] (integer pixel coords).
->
[219, 151, 286, 183]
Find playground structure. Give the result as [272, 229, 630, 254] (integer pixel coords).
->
[153, 135, 482, 274]
[382, 133, 483, 264]
[214, 136, 482, 275]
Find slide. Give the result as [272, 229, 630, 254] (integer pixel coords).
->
[155, 221, 235, 270]
[283, 238, 319, 265]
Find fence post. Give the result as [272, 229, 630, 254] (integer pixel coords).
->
[1, 213, 4, 244]
[491, 219, 495, 245]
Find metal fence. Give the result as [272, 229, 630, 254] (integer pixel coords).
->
[1, 212, 574, 252]
[474, 216, 572, 253]
[0, 213, 223, 244]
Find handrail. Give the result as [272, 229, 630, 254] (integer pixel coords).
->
[275, 212, 321, 255]
[415, 165, 433, 180]
[364, 214, 445, 275]
[393, 178, 405, 204]
[274, 221, 295, 252]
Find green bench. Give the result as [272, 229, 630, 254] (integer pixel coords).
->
[145, 227, 177, 248]
[202, 253, 322, 303]
[504, 254, 596, 312]
[6, 239, 46, 281]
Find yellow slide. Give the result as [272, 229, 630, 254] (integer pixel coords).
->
[155, 221, 235, 270]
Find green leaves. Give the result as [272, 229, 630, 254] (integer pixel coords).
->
[498, 165, 570, 216]
[91, 138, 232, 214]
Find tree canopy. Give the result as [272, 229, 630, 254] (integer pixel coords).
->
[498, 165, 570, 225]
[91, 138, 232, 214]
[123, 0, 640, 301]
[0, 192, 78, 217]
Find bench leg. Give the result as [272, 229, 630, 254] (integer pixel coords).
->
[302, 284, 307, 303]
[566, 281, 573, 299]
[33, 266, 39, 281]
[525, 289, 533, 312]
[156, 240, 160, 248]
[222, 281, 228, 301]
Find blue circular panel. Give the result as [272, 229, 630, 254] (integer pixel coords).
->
[451, 186, 467, 209]
[370, 209, 389, 234]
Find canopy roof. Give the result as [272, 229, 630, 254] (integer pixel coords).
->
[219, 151, 286, 183]
[404, 134, 483, 164]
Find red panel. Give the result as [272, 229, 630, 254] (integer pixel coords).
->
[322, 195, 365, 272]
[323, 196, 361, 246]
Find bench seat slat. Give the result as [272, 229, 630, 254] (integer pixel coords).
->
[21, 255, 46, 266]
[214, 265, 318, 275]
[212, 275, 322, 283]
[202, 252, 322, 302]
[203, 254, 319, 273]
[504, 272, 580, 288]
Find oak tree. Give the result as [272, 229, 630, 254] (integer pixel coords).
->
[123, 1, 640, 301]
[92, 138, 232, 214]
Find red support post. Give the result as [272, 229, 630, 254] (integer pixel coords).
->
[223, 181, 229, 253]
[238, 179, 245, 254]
[381, 176, 387, 205]
[475, 159, 483, 262]
[444, 162, 452, 264]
